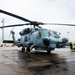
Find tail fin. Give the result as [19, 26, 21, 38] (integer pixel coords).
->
[11, 31, 17, 45]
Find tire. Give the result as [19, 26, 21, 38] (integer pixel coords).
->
[26, 47, 30, 52]
[22, 47, 25, 52]
[47, 50, 51, 54]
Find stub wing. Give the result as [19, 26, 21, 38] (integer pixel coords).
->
[3, 40, 14, 43]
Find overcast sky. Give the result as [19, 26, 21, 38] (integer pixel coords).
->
[0, 0, 75, 42]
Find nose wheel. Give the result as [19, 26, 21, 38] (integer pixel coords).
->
[22, 47, 25, 52]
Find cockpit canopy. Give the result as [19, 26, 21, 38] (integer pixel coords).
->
[35, 29, 50, 39]
[41, 30, 50, 37]
[49, 30, 60, 38]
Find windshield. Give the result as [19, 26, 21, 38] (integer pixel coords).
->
[42, 30, 50, 37]
[49, 30, 60, 38]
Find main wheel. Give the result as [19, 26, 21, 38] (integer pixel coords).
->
[26, 47, 31, 52]
[22, 47, 25, 52]
[47, 50, 51, 54]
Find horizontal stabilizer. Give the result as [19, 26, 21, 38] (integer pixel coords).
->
[3, 40, 14, 43]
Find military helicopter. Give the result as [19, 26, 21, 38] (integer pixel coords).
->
[0, 9, 75, 53]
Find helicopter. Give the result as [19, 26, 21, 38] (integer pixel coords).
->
[0, 9, 75, 53]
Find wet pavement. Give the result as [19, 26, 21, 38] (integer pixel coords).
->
[0, 47, 75, 75]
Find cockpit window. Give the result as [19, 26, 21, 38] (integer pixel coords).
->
[42, 30, 50, 37]
[49, 30, 60, 38]
[52, 31, 60, 38]
[36, 31, 41, 39]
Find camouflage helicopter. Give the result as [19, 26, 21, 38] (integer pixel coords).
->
[0, 9, 74, 53]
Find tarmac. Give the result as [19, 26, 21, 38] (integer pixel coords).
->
[0, 46, 75, 75]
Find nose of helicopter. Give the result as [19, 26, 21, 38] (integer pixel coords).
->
[62, 38, 68, 43]
[43, 38, 50, 46]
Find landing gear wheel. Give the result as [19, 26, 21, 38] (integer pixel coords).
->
[26, 47, 31, 52]
[47, 50, 51, 54]
[22, 47, 25, 52]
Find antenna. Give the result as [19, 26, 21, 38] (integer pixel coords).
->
[1, 18, 4, 40]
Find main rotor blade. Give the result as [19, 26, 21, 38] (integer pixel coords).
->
[0, 9, 31, 22]
[42, 23, 75, 26]
[0, 9, 75, 27]
[0, 23, 75, 28]
[0, 24, 28, 28]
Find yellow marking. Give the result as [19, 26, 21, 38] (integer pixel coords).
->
[58, 54, 64, 56]
[4, 61, 17, 65]
[24, 52, 32, 54]
[28, 52, 32, 54]
[16, 69, 25, 72]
